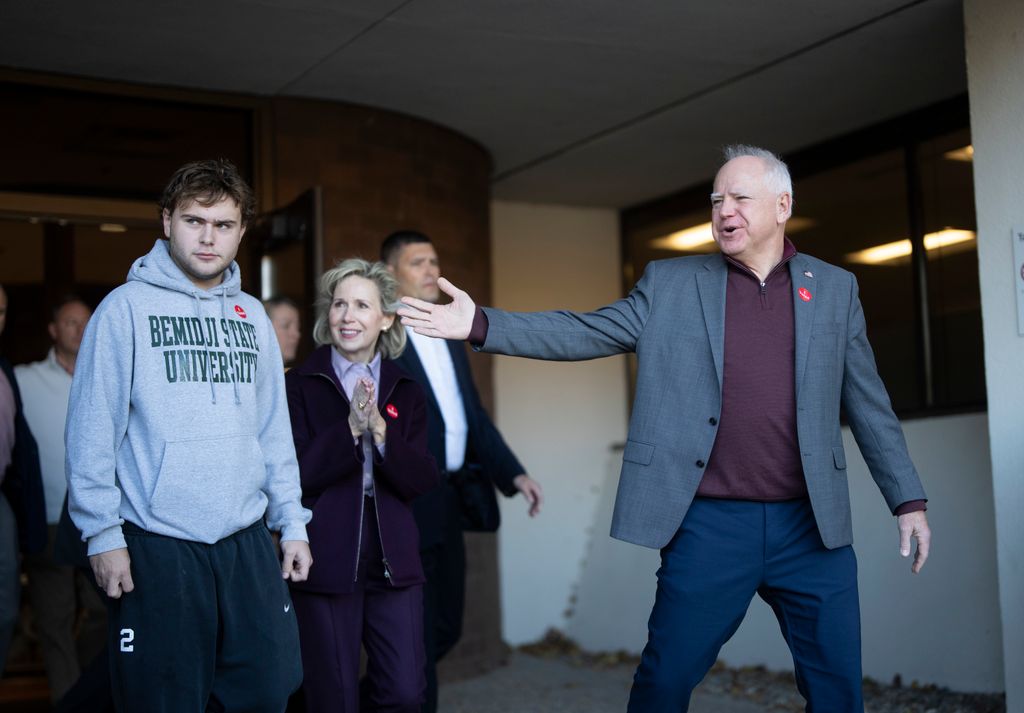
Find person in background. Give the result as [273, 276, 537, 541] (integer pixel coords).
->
[16, 296, 106, 703]
[381, 231, 543, 713]
[0, 283, 46, 676]
[265, 296, 302, 367]
[286, 258, 438, 712]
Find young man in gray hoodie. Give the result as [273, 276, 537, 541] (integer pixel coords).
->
[66, 159, 312, 713]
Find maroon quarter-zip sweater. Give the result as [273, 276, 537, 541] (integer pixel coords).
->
[696, 241, 807, 501]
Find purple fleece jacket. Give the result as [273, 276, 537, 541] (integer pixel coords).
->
[285, 345, 439, 594]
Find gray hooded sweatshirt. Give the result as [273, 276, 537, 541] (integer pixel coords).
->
[66, 238, 310, 556]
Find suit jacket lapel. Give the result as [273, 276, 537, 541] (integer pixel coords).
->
[696, 254, 728, 389]
[396, 340, 442, 416]
[446, 340, 476, 423]
[790, 256, 817, 400]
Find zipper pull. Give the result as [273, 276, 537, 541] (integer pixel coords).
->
[760, 281, 767, 294]
[382, 558, 393, 582]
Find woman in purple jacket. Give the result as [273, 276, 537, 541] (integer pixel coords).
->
[285, 258, 439, 712]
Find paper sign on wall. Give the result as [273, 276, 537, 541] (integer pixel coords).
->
[1014, 227, 1024, 336]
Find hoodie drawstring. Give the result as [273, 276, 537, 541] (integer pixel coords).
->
[220, 288, 241, 405]
[192, 292, 218, 405]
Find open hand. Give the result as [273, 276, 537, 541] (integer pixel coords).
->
[398, 277, 475, 340]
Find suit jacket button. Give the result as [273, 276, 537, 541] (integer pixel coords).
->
[708, 417, 718, 425]
[695, 459, 705, 468]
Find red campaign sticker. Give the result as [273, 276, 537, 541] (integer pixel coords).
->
[386, 404, 399, 419]
[798, 287, 812, 302]
[234, 305, 247, 319]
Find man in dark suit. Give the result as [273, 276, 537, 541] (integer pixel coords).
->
[382, 231, 543, 713]
[398, 146, 932, 713]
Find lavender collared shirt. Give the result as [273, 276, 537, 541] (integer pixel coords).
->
[331, 349, 384, 496]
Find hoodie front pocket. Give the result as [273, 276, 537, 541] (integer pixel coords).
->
[151, 434, 266, 536]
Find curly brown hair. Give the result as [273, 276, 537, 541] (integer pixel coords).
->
[158, 159, 256, 226]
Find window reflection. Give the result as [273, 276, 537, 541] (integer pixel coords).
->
[918, 129, 983, 408]
[794, 151, 918, 411]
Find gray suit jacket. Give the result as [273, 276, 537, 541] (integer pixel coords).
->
[481, 251, 926, 550]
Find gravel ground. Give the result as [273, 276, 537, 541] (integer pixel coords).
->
[438, 633, 1005, 713]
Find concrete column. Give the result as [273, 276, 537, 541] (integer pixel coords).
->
[963, 0, 1024, 708]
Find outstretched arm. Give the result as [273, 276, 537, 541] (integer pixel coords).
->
[398, 277, 475, 339]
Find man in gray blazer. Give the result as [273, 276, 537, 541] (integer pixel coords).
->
[399, 145, 931, 712]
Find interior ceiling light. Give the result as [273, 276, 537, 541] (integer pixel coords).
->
[99, 223, 128, 233]
[943, 145, 974, 162]
[649, 216, 816, 252]
[649, 222, 715, 251]
[846, 228, 976, 265]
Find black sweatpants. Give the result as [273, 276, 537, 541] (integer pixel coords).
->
[106, 521, 302, 713]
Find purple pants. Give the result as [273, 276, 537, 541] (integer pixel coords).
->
[293, 498, 425, 713]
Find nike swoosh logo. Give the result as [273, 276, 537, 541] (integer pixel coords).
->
[284, 603, 291, 613]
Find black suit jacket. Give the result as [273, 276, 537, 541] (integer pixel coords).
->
[0, 356, 47, 554]
[393, 339, 525, 549]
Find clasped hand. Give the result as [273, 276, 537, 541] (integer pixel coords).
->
[348, 377, 386, 444]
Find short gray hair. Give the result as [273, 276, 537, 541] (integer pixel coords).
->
[722, 144, 793, 199]
[312, 258, 407, 359]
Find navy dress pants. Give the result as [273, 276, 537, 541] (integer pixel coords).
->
[627, 498, 862, 713]
[293, 498, 425, 713]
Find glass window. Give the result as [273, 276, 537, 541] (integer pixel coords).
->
[917, 129, 984, 408]
[793, 150, 919, 411]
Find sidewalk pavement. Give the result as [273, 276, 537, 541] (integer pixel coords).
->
[439, 652, 769, 713]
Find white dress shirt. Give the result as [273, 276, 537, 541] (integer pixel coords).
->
[406, 328, 468, 473]
[15, 349, 71, 523]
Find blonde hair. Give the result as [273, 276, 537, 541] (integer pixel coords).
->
[312, 258, 407, 359]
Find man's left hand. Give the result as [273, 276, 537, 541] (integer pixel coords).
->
[513, 474, 543, 517]
[281, 540, 313, 582]
[897, 510, 931, 574]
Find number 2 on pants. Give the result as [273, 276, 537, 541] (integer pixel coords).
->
[120, 628, 135, 653]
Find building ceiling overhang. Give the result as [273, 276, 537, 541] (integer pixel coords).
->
[0, 0, 967, 207]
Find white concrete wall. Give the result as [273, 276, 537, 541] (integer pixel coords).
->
[490, 202, 1004, 693]
[964, 0, 1024, 707]
[489, 200, 629, 644]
